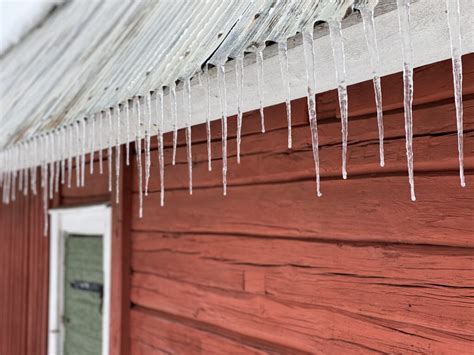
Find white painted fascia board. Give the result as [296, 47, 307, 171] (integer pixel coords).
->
[178, 0, 473, 133]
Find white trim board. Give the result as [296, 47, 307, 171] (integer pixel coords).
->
[177, 0, 473, 132]
[47, 205, 112, 355]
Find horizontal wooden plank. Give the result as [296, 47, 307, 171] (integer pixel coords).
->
[131, 232, 474, 338]
[132, 171, 473, 247]
[130, 308, 270, 355]
[131, 273, 473, 354]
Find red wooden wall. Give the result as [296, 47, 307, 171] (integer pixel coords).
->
[1, 55, 473, 354]
[0, 180, 49, 355]
[128, 55, 474, 354]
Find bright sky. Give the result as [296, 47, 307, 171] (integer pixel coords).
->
[0, 0, 62, 55]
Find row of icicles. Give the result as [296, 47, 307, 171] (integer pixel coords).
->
[0, 0, 466, 236]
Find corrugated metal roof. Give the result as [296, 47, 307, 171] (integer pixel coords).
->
[0, 0, 366, 149]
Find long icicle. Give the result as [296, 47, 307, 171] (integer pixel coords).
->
[125, 100, 131, 166]
[329, 20, 349, 179]
[99, 111, 104, 174]
[115, 104, 122, 203]
[217, 64, 228, 196]
[32, 136, 38, 195]
[81, 117, 86, 186]
[204, 65, 212, 171]
[235, 56, 244, 163]
[278, 41, 292, 149]
[446, 0, 465, 187]
[156, 88, 165, 206]
[135, 96, 144, 218]
[75, 121, 80, 188]
[397, 0, 416, 201]
[107, 108, 113, 192]
[359, 5, 385, 167]
[42, 135, 49, 235]
[67, 125, 73, 188]
[49, 133, 55, 199]
[185, 78, 193, 195]
[54, 130, 60, 192]
[302, 30, 322, 197]
[23, 143, 29, 196]
[145, 92, 152, 196]
[90, 114, 95, 175]
[256, 47, 266, 133]
[171, 83, 178, 165]
[61, 127, 66, 185]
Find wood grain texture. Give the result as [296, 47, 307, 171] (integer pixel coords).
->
[128, 57, 474, 354]
[1, 56, 473, 355]
[0, 173, 49, 355]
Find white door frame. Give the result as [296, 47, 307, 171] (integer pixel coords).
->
[47, 204, 112, 355]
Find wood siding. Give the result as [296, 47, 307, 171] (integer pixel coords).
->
[1, 55, 473, 354]
[0, 177, 49, 355]
[129, 55, 474, 354]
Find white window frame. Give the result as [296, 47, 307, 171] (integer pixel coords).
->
[47, 204, 112, 355]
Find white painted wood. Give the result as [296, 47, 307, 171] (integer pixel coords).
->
[47, 204, 112, 355]
[173, 0, 473, 134]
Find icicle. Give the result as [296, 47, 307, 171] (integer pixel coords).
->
[184, 78, 193, 195]
[235, 56, 244, 163]
[197, 71, 203, 86]
[217, 64, 228, 196]
[170, 83, 178, 165]
[204, 65, 212, 171]
[107, 108, 113, 192]
[156, 88, 165, 206]
[42, 135, 49, 236]
[359, 5, 384, 167]
[134, 97, 144, 218]
[11, 170, 16, 202]
[329, 21, 349, 180]
[99, 112, 104, 174]
[49, 133, 54, 199]
[446, 0, 465, 187]
[67, 125, 73, 188]
[256, 48, 266, 133]
[60, 127, 66, 185]
[32, 136, 38, 195]
[302, 30, 322, 197]
[75, 121, 81, 188]
[125, 100, 131, 166]
[278, 41, 292, 150]
[90, 115, 95, 175]
[145, 92, 152, 196]
[18, 149, 24, 193]
[54, 130, 60, 192]
[115, 104, 121, 204]
[81, 118, 86, 186]
[397, 0, 416, 201]
[18, 148, 24, 193]
[23, 143, 29, 196]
